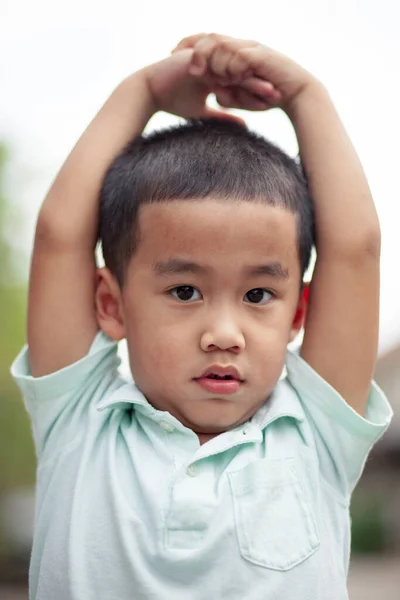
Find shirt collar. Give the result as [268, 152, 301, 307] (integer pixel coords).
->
[251, 376, 305, 430]
[96, 381, 154, 413]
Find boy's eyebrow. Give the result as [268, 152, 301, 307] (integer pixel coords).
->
[153, 259, 289, 279]
[247, 263, 289, 278]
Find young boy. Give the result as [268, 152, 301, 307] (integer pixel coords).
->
[11, 33, 392, 599]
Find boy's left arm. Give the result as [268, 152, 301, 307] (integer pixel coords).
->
[287, 82, 380, 417]
[174, 34, 381, 416]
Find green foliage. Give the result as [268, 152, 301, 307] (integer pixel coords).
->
[0, 143, 36, 492]
[350, 490, 387, 554]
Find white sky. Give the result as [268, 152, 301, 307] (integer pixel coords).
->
[1, 0, 400, 356]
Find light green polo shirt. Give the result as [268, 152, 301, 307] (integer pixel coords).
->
[11, 330, 392, 600]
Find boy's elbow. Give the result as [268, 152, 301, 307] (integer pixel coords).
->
[349, 202, 381, 260]
[351, 224, 381, 262]
[34, 210, 71, 251]
[35, 204, 96, 251]
[320, 222, 381, 265]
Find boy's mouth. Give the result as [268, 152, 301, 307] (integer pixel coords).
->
[204, 374, 235, 380]
[193, 365, 244, 395]
[195, 365, 244, 381]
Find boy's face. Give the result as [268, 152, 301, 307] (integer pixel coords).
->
[98, 199, 306, 443]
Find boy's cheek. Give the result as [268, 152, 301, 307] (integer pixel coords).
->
[126, 324, 186, 374]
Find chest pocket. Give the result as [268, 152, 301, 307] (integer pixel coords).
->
[228, 457, 320, 570]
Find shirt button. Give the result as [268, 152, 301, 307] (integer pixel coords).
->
[160, 421, 175, 433]
[186, 464, 197, 477]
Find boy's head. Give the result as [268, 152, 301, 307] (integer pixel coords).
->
[96, 119, 314, 442]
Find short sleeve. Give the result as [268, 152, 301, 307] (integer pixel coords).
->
[10, 330, 121, 463]
[285, 350, 393, 498]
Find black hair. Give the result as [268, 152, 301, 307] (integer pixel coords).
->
[99, 118, 314, 288]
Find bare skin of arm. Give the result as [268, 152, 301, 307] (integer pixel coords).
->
[287, 83, 380, 416]
[28, 73, 156, 377]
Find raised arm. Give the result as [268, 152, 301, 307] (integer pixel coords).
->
[28, 73, 156, 377]
[287, 83, 381, 416]
[28, 48, 256, 377]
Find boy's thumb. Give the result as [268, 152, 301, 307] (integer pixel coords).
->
[202, 107, 246, 126]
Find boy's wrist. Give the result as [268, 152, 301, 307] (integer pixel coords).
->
[118, 70, 158, 120]
[283, 77, 328, 122]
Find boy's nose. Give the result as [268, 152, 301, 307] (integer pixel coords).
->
[200, 315, 246, 352]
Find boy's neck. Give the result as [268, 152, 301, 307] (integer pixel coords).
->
[197, 432, 218, 445]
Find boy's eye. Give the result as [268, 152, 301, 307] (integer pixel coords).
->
[244, 288, 273, 304]
[170, 286, 202, 302]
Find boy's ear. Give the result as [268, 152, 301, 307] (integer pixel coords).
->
[95, 267, 126, 341]
[289, 283, 309, 342]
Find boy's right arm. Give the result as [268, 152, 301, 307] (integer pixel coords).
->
[29, 72, 156, 377]
[28, 45, 278, 378]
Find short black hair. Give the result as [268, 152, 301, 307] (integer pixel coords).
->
[99, 118, 314, 287]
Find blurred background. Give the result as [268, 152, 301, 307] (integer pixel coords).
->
[1, 0, 399, 598]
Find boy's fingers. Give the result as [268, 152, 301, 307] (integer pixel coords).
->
[173, 33, 280, 106]
[209, 47, 232, 80]
[208, 39, 259, 82]
[239, 77, 281, 103]
[236, 88, 273, 110]
[227, 45, 262, 80]
[225, 42, 259, 82]
[205, 71, 281, 106]
[213, 87, 234, 108]
[172, 33, 207, 53]
[189, 33, 238, 76]
[214, 86, 273, 111]
[189, 36, 224, 75]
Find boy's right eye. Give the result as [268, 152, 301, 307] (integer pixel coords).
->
[169, 286, 202, 302]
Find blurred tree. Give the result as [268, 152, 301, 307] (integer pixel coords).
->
[0, 143, 35, 495]
[350, 493, 387, 554]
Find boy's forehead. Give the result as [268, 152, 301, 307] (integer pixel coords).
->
[136, 199, 299, 267]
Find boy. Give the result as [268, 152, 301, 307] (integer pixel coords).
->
[11, 33, 392, 599]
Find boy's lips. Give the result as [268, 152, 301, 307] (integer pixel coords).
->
[193, 364, 244, 395]
[194, 377, 242, 395]
[195, 364, 244, 381]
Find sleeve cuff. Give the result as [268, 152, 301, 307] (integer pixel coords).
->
[285, 350, 393, 441]
[10, 330, 120, 403]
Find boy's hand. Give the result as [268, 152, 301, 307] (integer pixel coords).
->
[172, 33, 316, 113]
[143, 46, 283, 120]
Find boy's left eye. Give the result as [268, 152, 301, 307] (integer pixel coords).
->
[244, 288, 273, 304]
